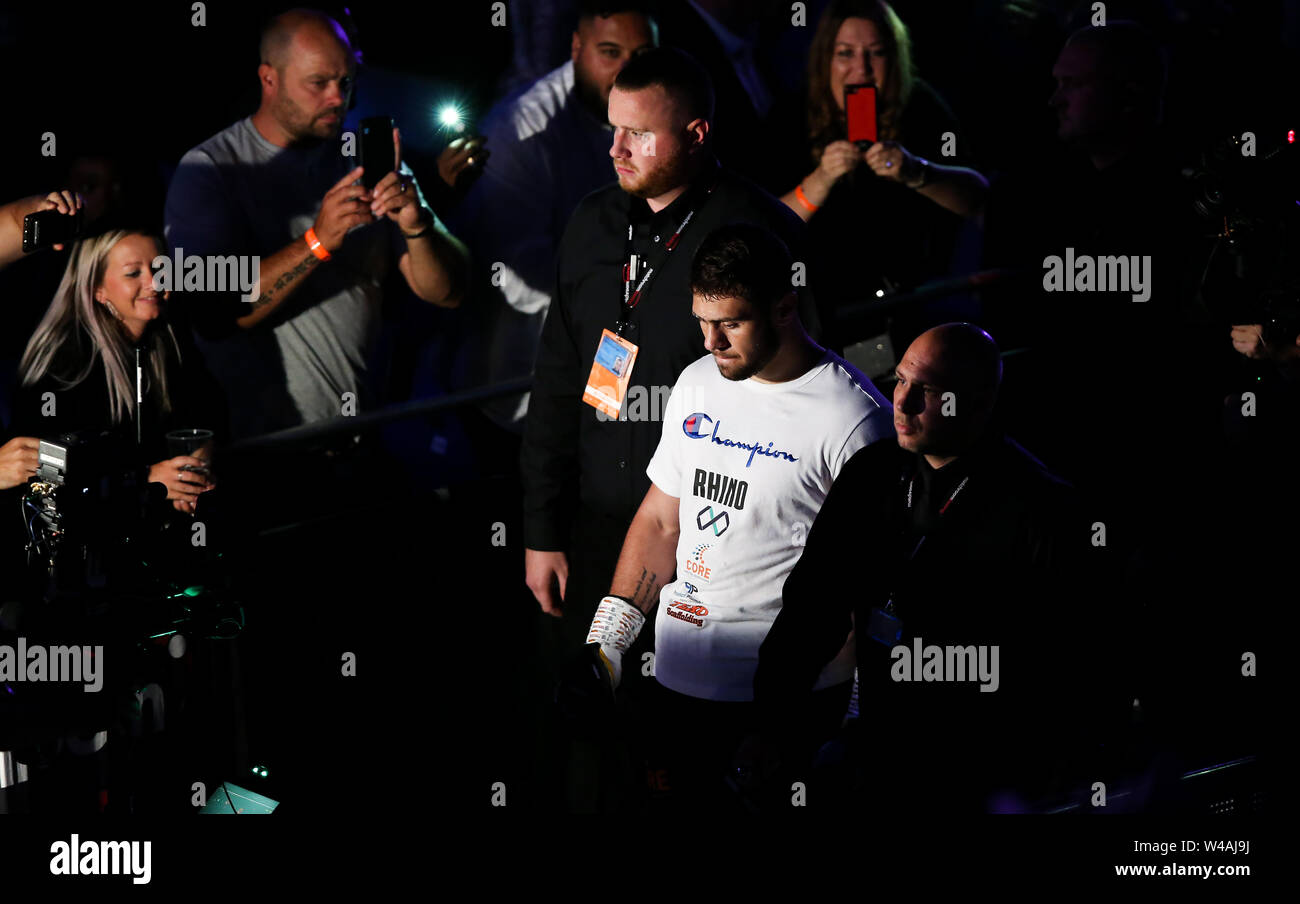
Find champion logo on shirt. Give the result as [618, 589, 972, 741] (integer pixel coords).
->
[681, 412, 799, 468]
[683, 412, 713, 438]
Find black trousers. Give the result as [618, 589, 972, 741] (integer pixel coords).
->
[636, 678, 852, 813]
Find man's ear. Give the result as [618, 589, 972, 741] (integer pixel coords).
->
[773, 291, 798, 327]
[571, 30, 582, 62]
[684, 117, 710, 153]
[258, 63, 277, 95]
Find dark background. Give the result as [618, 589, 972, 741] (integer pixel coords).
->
[0, 0, 1288, 857]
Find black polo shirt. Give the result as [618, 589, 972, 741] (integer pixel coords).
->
[521, 158, 812, 550]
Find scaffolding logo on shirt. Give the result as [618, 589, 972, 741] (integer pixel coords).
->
[684, 543, 714, 582]
[696, 506, 730, 537]
[682, 413, 798, 468]
[667, 599, 708, 626]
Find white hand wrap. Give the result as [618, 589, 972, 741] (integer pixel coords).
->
[585, 596, 646, 689]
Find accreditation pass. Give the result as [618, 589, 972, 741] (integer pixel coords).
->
[582, 329, 639, 419]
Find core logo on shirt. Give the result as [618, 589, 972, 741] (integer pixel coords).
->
[682, 412, 713, 439]
[684, 543, 713, 583]
[682, 413, 798, 468]
[696, 506, 730, 537]
[692, 468, 748, 510]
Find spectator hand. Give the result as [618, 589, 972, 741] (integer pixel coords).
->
[0, 436, 40, 490]
[1230, 324, 1300, 363]
[804, 140, 860, 204]
[38, 190, 84, 250]
[370, 128, 432, 234]
[147, 455, 215, 514]
[437, 135, 489, 188]
[865, 140, 919, 183]
[313, 166, 376, 253]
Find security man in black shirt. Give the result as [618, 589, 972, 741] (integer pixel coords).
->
[748, 323, 1114, 813]
[522, 47, 812, 652]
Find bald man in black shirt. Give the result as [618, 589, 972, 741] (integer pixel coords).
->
[750, 323, 1112, 813]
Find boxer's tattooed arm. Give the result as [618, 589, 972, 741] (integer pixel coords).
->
[632, 568, 662, 610]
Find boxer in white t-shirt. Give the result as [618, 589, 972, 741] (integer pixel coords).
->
[565, 223, 894, 806]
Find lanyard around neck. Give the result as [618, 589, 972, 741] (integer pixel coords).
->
[883, 473, 970, 615]
[616, 178, 718, 336]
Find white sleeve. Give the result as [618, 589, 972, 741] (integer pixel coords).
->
[829, 404, 895, 479]
[646, 372, 688, 495]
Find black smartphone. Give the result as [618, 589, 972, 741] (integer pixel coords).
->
[22, 207, 84, 253]
[845, 84, 878, 149]
[360, 116, 396, 190]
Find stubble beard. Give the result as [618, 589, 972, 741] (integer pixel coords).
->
[275, 95, 339, 144]
[621, 156, 689, 201]
[717, 319, 780, 382]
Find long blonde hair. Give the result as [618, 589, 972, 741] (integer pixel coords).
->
[20, 229, 183, 426]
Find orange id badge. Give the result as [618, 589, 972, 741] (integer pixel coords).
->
[582, 329, 639, 419]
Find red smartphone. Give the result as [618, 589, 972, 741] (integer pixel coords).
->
[845, 84, 878, 147]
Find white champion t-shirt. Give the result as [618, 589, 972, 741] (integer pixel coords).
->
[645, 349, 895, 701]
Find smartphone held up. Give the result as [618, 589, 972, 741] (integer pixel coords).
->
[845, 83, 878, 150]
[22, 205, 84, 254]
[360, 115, 397, 190]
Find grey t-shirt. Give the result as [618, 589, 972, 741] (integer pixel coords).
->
[164, 117, 403, 439]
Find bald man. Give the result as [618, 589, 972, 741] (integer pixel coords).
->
[164, 8, 468, 439]
[747, 323, 1102, 813]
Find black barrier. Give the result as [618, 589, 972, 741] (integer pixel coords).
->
[833, 267, 1032, 329]
[219, 270, 1029, 456]
[219, 376, 533, 457]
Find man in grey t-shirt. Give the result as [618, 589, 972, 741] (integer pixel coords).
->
[164, 8, 467, 439]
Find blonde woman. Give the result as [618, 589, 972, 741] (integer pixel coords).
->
[12, 228, 221, 512]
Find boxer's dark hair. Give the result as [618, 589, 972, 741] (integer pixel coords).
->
[691, 223, 795, 312]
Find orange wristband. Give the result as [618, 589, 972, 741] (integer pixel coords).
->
[795, 184, 819, 213]
[305, 227, 331, 261]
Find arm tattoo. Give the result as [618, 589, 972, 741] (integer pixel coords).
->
[632, 567, 661, 610]
[247, 254, 318, 312]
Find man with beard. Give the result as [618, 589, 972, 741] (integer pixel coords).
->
[522, 47, 813, 809]
[164, 8, 467, 439]
[568, 223, 893, 810]
[452, 2, 657, 438]
[522, 46, 814, 649]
